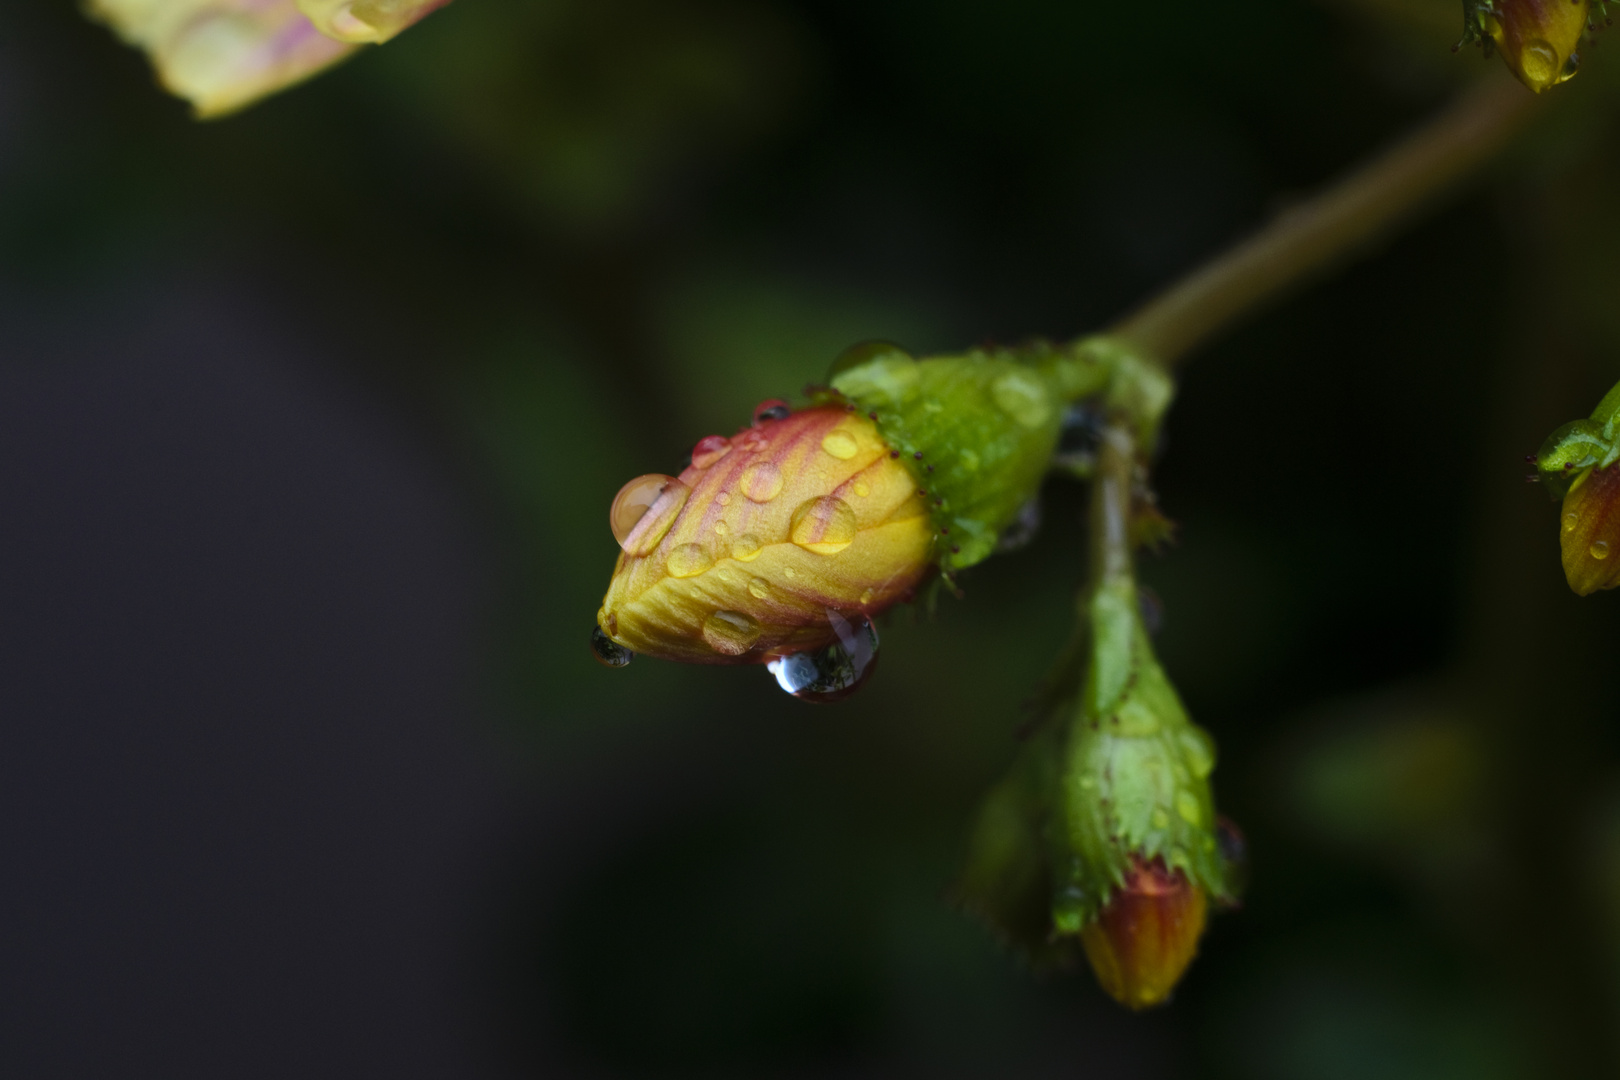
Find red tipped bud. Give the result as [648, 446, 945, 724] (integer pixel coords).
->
[1079, 858, 1208, 1010]
[1560, 463, 1620, 595]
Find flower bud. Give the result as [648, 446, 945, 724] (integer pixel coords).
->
[295, 0, 449, 44]
[1079, 857, 1207, 1010]
[88, 0, 355, 117]
[1462, 0, 1589, 93]
[596, 404, 933, 665]
[1559, 463, 1620, 594]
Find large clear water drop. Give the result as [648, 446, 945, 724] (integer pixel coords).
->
[766, 611, 879, 703]
[590, 626, 634, 667]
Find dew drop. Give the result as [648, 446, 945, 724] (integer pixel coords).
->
[731, 534, 764, 562]
[713, 520, 729, 537]
[717, 492, 732, 506]
[1592, 540, 1611, 561]
[821, 429, 860, 460]
[991, 369, 1052, 429]
[611, 474, 689, 555]
[747, 577, 772, 599]
[690, 435, 732, 469]
[853, 482, 870, 498]
[859, 588, 874, 605]
[590, 625, 633, 667]
[1521, 38, 1561, 90]
[329, 2, 380, 39]
[740, 462, 784, 502]
[1176, 791, 1201, 826]
[702, 610, 762, 656]
[753, 399, 792, 424]
[766, 612, 879, 703]
[790, 496, 858, 554]
[1564, 512, 1580, 534]
[666, 543, 713, 578]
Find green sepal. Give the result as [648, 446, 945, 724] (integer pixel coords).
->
[819, 336, 1168, 573]
[1049, 578, 1231, 930]
[1457, 0, 1496, 54]
[1536, 377, 1620, 498]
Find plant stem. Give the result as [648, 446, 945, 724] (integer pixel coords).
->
[1109, 74, 1543, 367]
[1088, 421, 1136, 590]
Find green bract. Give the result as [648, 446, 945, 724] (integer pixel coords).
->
[821, 337, 1169, 573]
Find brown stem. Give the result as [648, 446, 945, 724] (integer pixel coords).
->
[1109, 75, 1544, 367]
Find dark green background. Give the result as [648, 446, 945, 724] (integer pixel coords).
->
[4, 0, 1620, 1075]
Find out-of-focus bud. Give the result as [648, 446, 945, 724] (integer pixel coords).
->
[295, 0, 449, 44]
[1559, 463, 1620, 594]
[596, 403, 932, 666]
[1535, 378, 1620, 594]
[1461, 0, 1590, 93]
[1079, 857, 1208, 1011]
[88, 0, 355, 117]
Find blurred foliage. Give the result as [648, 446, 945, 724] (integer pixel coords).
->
[15, 0, 1620, 1074]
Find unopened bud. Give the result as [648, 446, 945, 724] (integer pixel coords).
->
[596, 404, 932, 665]
[1535, 379, 1620, 594]
[1461, 0, 1589, 93]
[1079, 857, 1207, 1010]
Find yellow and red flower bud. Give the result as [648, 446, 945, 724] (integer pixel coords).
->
[1559, 463, 1620, 595]
[88, 0, 355, 117]
[1079, 857, 1208, 1011]
[596, 404, 933, 665]
[1478, 0, 1589, 93]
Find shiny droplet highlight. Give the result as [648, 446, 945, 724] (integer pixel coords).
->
[702, 610, 762, 656]
[752, 399, 791, 424]
[612, 474, 689, 555]
[790, 496, 858, 554]
[1564, 512, 1580, 534]
[821, 430, 860, 460]
[766, 612, 879, 703]
[1591, 540, 1610, 561]
[740, 462, 784, 503]
[666, 543, 713, 578]
[731, 534, 763, 562]
[690, 435, 732, 469]
[590, 625, 633, 667]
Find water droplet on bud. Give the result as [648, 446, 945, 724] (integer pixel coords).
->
[740, 462, 784, 502]
[732, 534, 764, 562]
[753, 399, 791, 424]
[611, 475, 689, 555]
[790, 496, 858, 554]
[1592, 540, 1611, 560]
[690, 435, 732, 469]
[590, 626, 633, 667]
[1564, 512, 1580, 534]
[666, 543, 714, 578]
[821, 429, 860, 460]
[702, 610, 762, 656]
[766, 612, 879, 703]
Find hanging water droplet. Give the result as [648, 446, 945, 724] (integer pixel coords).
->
[826, 340, 913, 382]
[821, 429, 860, 460]
[1564, 512, 1580, 534]
[753, 399, 792, 424]
[1592, 540, 1611, 560]
[666, 543, 713, 578]
[1521, 38, 1561, 90]
[702, 610, 762, 656]
[731, 534, 764, 562]
[996, 498, 1042, 552]
[611, 474, 689, 555]
[590, 625, 633, 667]
[990, 369, 1051, 429]
[766, 611, 879, 703]
[690, 435, 732, 469]
[747, 576, 772, 599]
[790, 496, 858, 554]
[740, 462, 784, 502]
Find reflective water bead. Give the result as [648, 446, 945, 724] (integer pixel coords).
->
[611, 475, 689, 555]
[740, 462, 784, 502]
[701, 610, 762, 656]
[666, 543, 713, 578]
[1563, 512, 1580, 534]
[821, 429, 860, 460]
[747, 577, 771, 599]
[752, 399, 792, 424]
[690, 435, 732, 469]
[789, 496, 858, 554]
[1592, 540, 1611, 561]
[765, 612, 879, 703]
[731, 534, 764, 562]
[590, 625, 633, 667]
